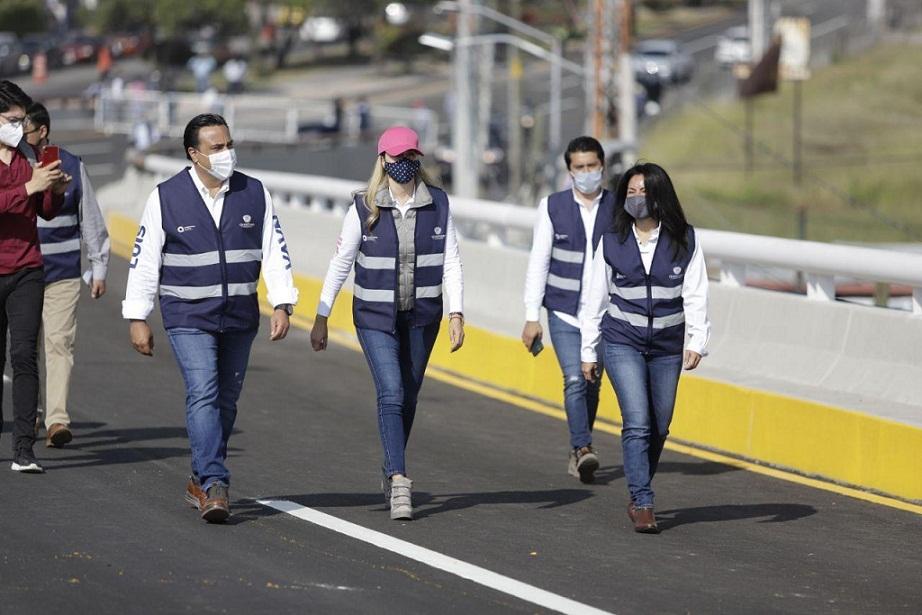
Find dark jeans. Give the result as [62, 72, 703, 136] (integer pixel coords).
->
[0, 267, 45, 454]
[603, 342, 683, 508]
[356, 311, 440, 478]
[166, 327, 257, 492]
[547, 311, 601, 449]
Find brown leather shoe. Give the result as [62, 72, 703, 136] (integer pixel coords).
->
[46, 423, 73, 448]
[200, 485, 230, 523]
[627, 502, 659, 534]
[184, 477, 207, 510]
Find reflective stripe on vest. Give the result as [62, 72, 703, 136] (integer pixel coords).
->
[606, 302, 686, 329]
[542, 189, 615, 317]
[159, 281, 258, 300]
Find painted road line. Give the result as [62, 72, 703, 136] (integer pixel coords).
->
[258, 499, 614, 615]
[684, 34, 720, 55]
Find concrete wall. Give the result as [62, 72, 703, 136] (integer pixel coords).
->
[99, 172, 922, 501]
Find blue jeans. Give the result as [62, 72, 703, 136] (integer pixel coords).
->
[356, 312, 439, 478]
[547, 311, 601, 449]
[167, 327, 257, 492]
[602, 342, 682, 508]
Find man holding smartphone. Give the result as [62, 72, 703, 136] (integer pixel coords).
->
[24, 102, 110, 448]
[522, 136, 615, 483]
[0, 81, 71, 473]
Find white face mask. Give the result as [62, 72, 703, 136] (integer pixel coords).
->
[0, 121, 23, 148]
[572, 168, 602, 194]
[198, 148, 237, 181]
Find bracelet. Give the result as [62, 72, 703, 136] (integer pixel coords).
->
[449, 312, 464, 324]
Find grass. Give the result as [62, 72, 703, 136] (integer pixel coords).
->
[639, 36, 922, 243]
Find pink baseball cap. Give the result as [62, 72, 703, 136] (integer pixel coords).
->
[377, 126, 423, 157]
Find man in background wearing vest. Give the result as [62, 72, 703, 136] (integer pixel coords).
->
[522, 136, 615, 483]
[0, 80, 72, 474]
[24, 102, 110, 449]
[123, 113, 298, 523]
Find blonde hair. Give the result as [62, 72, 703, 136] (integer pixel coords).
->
[361, 154, 439, 230]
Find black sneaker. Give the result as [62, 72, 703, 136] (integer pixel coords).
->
[11, 447, 44, 473]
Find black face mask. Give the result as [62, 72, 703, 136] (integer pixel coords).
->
[384, 158, 420, 184]
[625, 195, 651, 219]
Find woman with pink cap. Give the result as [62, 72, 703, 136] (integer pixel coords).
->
[310, 126, 465, 521]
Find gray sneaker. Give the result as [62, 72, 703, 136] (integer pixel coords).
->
[567, 449, 579, 478]
[575, 446, 599, 483]
[389, 475, 413, 520]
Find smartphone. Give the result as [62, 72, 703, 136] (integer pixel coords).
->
[41, 145, 60, 167]
[529, 336, 544, 356]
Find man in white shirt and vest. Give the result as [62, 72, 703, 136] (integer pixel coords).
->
[522, 136, 615, 483]
[24, 102, 110, 449]
[123, 114, 298, 522]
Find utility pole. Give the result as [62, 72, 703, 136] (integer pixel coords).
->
[617, 0, 637, 166]
[506, 0, 523, 198]
[749, 0, 766, 61]
[452, 0, 477, 198]
[584, 0, 607, 138]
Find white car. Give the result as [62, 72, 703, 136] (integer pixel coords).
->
[714, 26, 751, 66]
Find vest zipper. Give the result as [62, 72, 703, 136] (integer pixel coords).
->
[213, 198, 229, 333]
[645, 272, 653, 354]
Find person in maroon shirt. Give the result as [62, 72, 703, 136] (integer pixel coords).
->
[0, 80, 71, 473]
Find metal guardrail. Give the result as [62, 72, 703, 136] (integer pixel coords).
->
[96, 90, 439, 150]
[140, 154, 922, 315]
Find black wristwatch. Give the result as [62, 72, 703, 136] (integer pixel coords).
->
[275, 303, 294, 315]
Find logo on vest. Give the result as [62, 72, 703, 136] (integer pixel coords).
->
[362, 234, 377, 242]
[431, 225, 445, 241]
[239, 214, 255, 229]
[669, 266, 683, 280]
[554, 233, 569, 241]
[176, 225, 196, 234]
[615, 272, 626, 280]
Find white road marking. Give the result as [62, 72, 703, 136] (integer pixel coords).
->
[258, 499, 615, 615]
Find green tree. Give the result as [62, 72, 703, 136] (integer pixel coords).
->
[0, 0, 47, 36]
[90, 0, 155, 33]
[152, 0, 249, 37]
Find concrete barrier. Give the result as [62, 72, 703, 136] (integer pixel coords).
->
[99, 171, 922, 502]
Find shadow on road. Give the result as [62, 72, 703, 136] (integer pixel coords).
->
[655, 503, 818, 531]
[268, 488, 596, 520]
[590, 459, 742, 485]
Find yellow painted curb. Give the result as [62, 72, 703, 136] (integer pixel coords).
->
[108, 212, 922, 510]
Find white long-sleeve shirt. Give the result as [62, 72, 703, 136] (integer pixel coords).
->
[122, 168, 298, 320]
[523, 189, 603, 327]
[317, 189, 463, 317]
[580, 224, 710, 362]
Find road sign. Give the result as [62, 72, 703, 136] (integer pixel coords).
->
[775, 17, 811, 80]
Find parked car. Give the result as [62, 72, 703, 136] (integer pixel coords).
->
[714, 26, 751, 66]
[20, 34, 64, 72]
[60, 34, 100, 65]
[0, 32, 29, 77]
[632, 39, 694, 84]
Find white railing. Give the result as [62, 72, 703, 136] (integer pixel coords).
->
[139, 154, 922, 315]
[96, 90, 439, 150]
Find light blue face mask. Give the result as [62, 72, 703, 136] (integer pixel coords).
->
[572, 168, 602, 194]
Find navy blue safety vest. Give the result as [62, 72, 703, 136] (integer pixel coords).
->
[38, 149, 83, 284]
[158, 170, 265, 332]
[600, 226, 695, 355]
[543, 189, 616, 316]
[352, 185, 449, 332]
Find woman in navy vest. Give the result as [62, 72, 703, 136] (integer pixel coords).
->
[580, 162, 710, 533]
[311, 126, 465, 521]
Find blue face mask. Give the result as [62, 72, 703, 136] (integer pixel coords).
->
[624, 194, 651, 219]
[384, 157, 420, 184]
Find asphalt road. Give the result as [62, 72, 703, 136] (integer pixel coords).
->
[1, 255, 920, 614]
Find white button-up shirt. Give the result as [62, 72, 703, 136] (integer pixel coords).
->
[524, 189, 604, 328]
[580, 223, 710, 362]
[122, 168, 298, 320]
